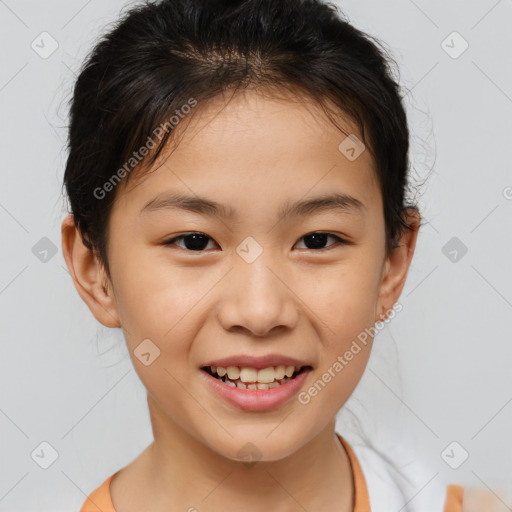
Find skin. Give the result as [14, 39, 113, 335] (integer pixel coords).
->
[62, 88, 420, 512]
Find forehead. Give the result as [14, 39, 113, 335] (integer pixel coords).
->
[114, 88, 380, 218]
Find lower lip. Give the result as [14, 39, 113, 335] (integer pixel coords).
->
[199, 368, 312, 412]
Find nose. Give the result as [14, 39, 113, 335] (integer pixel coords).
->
[216, 252, 299, 337]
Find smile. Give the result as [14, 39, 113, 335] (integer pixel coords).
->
[199, 363, 313, 411]
[202, 365, 310, 390]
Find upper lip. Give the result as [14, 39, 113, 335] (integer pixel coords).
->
[201, 354, 313, 370]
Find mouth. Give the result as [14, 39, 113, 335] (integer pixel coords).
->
[201, 364, 312, 390]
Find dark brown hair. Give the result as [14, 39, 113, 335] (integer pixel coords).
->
[61, 0, 420, 283]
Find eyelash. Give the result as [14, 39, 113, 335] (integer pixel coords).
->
[162, 231, 350, 252]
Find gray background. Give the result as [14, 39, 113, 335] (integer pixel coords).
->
[1, 0, 511, 510]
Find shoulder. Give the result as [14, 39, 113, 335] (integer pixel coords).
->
[79, 473, 117, 512]
[443, 484, 464, 512]
[349, 442, 464, 512]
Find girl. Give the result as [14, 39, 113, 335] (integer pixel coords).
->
[61, 0, 465, 510]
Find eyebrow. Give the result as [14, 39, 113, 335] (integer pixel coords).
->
[140, 191, 366, 220]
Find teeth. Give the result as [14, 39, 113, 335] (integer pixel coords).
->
[274, 365, 286, 380]
[256, 367, 275, 383]
[227, 366, 240, 380]
[208, 364, 305, 385]
[240, 367, 258, 383]
[285, 365, 295, 377]
[227, 376, 293, 390]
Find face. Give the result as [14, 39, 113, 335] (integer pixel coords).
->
[68, 88, 413, 462]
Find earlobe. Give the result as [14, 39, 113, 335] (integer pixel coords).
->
[375, 209, 421, 323]
[61, 214, 121, 328]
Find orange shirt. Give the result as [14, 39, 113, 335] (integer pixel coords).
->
[80, 434, 464, 512]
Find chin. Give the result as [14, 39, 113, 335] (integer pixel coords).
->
[204, 429, 308, 464]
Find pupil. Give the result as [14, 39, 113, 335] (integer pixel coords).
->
[184, 234, 209, 251]
[304, 233, 327, 249]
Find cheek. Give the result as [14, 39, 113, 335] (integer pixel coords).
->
[112, 262, 202, 411]
[110, 244, 201, 339]
[297, 256, 382, 336]
[295, 252, 382, 401]
[296, 269, 378, 415]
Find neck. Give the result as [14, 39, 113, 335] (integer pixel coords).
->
[143, 394, 354, 512]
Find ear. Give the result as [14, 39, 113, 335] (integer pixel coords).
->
[375, 208, 421, 323]
[61, 214, 121, 328]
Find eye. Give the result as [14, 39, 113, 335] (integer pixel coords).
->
[295, 232, 348, 251]
[162, 231, 349, 252]
[162, 232, 218, 251]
